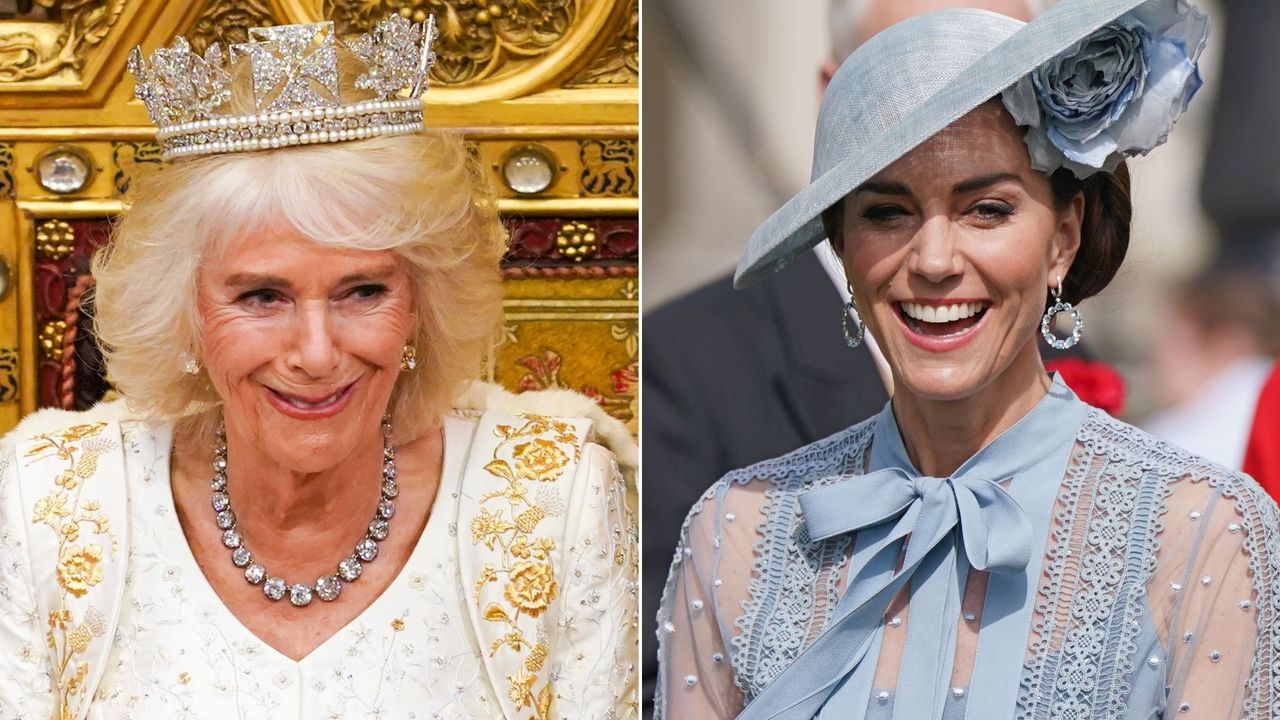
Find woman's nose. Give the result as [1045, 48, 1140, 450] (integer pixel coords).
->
[287, 304, 341, 377]
[906, 216, 964, 283]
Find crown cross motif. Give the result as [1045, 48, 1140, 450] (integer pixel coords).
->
[234, 23, 341, 113]
[129, 14, 438, 161]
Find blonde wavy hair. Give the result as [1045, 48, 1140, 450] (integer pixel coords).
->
[92, 131, 507, 441]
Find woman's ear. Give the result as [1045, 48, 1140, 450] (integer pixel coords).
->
[1050, 190, 1084, 283]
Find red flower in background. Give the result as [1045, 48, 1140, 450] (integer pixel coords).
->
[612, 364, 639, 395]
[1045, 358, 1126, 416]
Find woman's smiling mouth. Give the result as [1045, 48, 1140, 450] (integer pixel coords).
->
[265, 381, 358, 418]
[894, 300, 991, 351]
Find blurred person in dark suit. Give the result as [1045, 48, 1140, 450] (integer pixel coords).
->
[640, 1, 1035, 715]
[1202, 0, 1280, 280]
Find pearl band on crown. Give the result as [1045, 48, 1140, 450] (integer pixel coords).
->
[128, 14, 437, 161]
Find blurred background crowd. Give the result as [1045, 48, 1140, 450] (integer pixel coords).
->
[641, 0, 1280, 715]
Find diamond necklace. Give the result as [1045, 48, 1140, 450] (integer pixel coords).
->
[210, 420, 399, 607]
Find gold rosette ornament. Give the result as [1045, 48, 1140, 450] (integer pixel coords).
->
[56, 543, 104, 598]
[512, 438, 569, 481]
[503, 560, 558, 617]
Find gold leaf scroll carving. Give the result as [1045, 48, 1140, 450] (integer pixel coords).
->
[0, 0, 126, 83]
[567, 0, 634, 86]
[325, 0, 576, 85]
[186, 0, 276, 56]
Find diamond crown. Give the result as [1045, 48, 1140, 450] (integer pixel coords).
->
[128, 14, 438, 161]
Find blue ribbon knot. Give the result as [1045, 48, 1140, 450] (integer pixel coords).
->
[737, 466, 1033, 720]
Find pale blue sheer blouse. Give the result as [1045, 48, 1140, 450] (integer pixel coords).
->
[655, 376, 1280, 719]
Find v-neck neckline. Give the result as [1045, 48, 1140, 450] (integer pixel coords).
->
[153, 415, 470, 667]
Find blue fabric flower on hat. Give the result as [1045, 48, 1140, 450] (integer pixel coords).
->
[1001, 0, 1209, 178]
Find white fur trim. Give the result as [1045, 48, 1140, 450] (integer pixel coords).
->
[0, 399, 137, 455]
[455, 380, 638, 473]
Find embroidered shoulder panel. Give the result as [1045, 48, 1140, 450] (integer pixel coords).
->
[15, 420, 127, 720]
[456, 411, 590, 720]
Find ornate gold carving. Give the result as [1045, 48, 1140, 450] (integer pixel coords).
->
[0, 5, 59, 22]
[111, 140, 162, 195]
[36, 218, 74, 260]
[325, 0, 576, 85]
[497, 277, 638, 429]
[0, 142, 13, 197]
[554, 220, 596, 262]
[0, 347, 18, 403]
[567, 0, 634, 86]
[610, 323, 635, 358]
[578, 138, 634, 196]
[39, 318, 66, 361]
[0, 0, 126, 83]
[185, 0, 277, 56]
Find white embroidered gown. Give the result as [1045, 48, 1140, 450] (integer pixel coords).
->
[0, 408, 637, 719]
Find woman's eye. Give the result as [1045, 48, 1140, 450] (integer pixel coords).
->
[862, 204, 909, 222]
[237, 288, 284, 307]
[971, 201, 1015, 220]
[345, 284, 388, 301]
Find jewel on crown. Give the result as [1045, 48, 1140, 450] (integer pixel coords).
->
[128, 13, 438, 161]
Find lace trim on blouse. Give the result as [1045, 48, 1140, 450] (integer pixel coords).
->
[656, 408, 1280, 719]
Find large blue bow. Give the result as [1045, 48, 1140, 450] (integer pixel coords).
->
[736, 466, 1033, 720]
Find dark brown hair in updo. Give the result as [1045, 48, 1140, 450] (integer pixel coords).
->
[1049, 161, 1132, 305]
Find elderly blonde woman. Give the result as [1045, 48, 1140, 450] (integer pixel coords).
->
[657, 0, 1280, 718]
[0, 16, 636, 720]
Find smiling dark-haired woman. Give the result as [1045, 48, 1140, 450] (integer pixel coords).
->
[655, 1, 1280, 719]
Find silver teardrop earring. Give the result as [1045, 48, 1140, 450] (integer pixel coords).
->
[1041, 274, 1083, 350]
[842, 283, 865, 349]
[400, 342, 417, 371]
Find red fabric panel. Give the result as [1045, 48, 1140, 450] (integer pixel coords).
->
[1244, 361, 1280, 500]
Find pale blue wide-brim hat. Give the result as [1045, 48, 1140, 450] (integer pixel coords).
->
[734, 0, 1208, 287]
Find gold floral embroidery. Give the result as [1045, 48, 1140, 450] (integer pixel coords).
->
[503, 560, 557, 617]
[472, 508, 514, 549]
[514, 505, 546, 533]
[56, 543, 104, 598]
[32, 493, 71, 526]
[512, 438, 570, 481]
[525, 641, 548, 672]
[24, 422, 117, 717]
[507, 667, 536, 705]
[472, 414, 581, 718]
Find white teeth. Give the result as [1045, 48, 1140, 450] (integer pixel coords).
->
[282, 389, 342, 409]
[901, 301, 985, 323]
